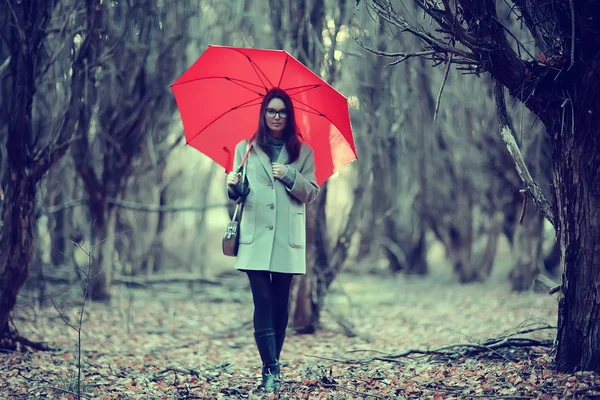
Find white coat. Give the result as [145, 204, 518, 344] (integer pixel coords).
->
[226, 139, 320, 274]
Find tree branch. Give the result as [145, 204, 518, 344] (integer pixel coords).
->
[307, 323, 555, 364]
[0, 56, 10, 78]
[493, 79, 555, 227]
[434, 55, 452, 123]
[39, 198, 229, 215]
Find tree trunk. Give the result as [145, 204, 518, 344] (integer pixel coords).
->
[290, 256, 314, 332]
[356, 199, 374, 261]
[371, 147, 404, 273]
[86, 204, 117, 301]
[286, 0, 328, 333]
[0, 176, 36, 338]
[50, 190, 68, 266]
[404, 229, 428, 275]
[553, 101, 600, 372]
[477, 212, 504, 281]
[0, 0, 55, 340]
[451, 192, 478, 283]
[291, 185, 328, 332]
[188, 163, 216, 275]
[151, 187, 168, 274]
[382, 210, 403, 273]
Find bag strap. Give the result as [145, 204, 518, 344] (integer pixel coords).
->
[236, 140, 254, 173]
[231, 141, 252, 221]
[241, 141, 250, 186]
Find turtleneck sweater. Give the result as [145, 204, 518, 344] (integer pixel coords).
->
[228, 136, 298, 201]
[266, 135, 296, 188]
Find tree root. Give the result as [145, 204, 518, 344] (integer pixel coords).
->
[0, 327, 53, 352]
[308, 322, 555, 365]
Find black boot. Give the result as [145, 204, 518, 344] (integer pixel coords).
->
[274, 329, 286, 362]
[254, 329, 281, 393]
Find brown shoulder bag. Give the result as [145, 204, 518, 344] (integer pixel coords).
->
[222, 142, 252, 257]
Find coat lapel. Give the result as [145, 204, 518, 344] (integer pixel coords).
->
[253, 144, 274, 182]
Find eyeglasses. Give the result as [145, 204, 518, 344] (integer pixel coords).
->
[265, 108, 288, 119]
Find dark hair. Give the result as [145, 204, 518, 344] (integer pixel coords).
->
[253, 88, 302, 163]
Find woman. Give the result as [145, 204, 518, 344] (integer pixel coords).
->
[226, 88, 320, 393]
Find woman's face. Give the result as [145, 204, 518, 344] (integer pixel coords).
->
[265, 98, 287, 134]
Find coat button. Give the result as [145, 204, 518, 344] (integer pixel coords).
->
[267, 225, 273, 230]
[268, 182, 274, 189]
[269, 204, 275, 210]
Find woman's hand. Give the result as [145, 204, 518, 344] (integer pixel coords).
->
[227, 171, 241, 186]
[271, 163, 288, 179]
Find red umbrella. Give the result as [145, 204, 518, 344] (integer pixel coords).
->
[170, 45, 357, 185]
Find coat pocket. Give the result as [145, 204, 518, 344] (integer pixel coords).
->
[289, 208, 305, 249]
[239, 203, 256, 244]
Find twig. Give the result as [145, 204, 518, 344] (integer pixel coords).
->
[549, 285, 561, 295]
[434, 54, 452, 123]
[347, 348, 389, 355]
[490, 16, 536, 61]
[321, 382, 388, 399]
[44, 386, 91, 400]
[154, 367, 205, 380]
[568, 0, 575, 71]
[77, 244, 94, 399]
[305, 354, 362, 364]
[113, 274, 222, 287]
[46, 291, 79, 332]
[308, 324, 554, 365]
[0, 56, 10, 78]
[430, 342, 512, 362]
[39, 197, 229, 215]
[354, 35, 478, 66]
[464, 395, 533, 399]
[518, 191, 527, 224]
[574, 385, 600, 394]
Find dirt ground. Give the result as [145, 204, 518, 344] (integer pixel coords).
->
[2, 270, 599, 399]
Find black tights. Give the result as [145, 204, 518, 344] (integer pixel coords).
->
[246, 270, 294, 333]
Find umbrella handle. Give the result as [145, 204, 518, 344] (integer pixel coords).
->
[231, 180, 250, 198]
[231, 140, 253, 200]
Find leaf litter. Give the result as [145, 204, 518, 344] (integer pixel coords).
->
[2, 272, 599, 399]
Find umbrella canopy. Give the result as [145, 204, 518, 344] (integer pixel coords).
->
[171, 45, 357, 185]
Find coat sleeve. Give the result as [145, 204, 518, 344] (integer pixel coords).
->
[285, 146, 320, 204]
[225, 142, 244, 202]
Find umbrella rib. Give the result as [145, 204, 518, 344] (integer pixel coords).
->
[277, 56, 288, 88]
[172, 76, 265, 97]
[227, 78, 267, 97]
[186, 96, 263, 145]
[234, 100, 265, 109]
[289, 97, 326, 116]
[249, 61, 273, 90]
[292, 97, 344, 136]
[293, 105, 323, 116]
[287, 84, 322, 96]
[229, 48, 275, 89]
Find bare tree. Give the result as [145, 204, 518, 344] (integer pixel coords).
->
[70, 0, 194, 300]
[267, 0, 365, 332]
[351, 16, 427, 275]
[0, 0, 93, 345]
[362, 0, 600, 372]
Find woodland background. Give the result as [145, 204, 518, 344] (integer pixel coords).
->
[2, 0, 599, 399]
